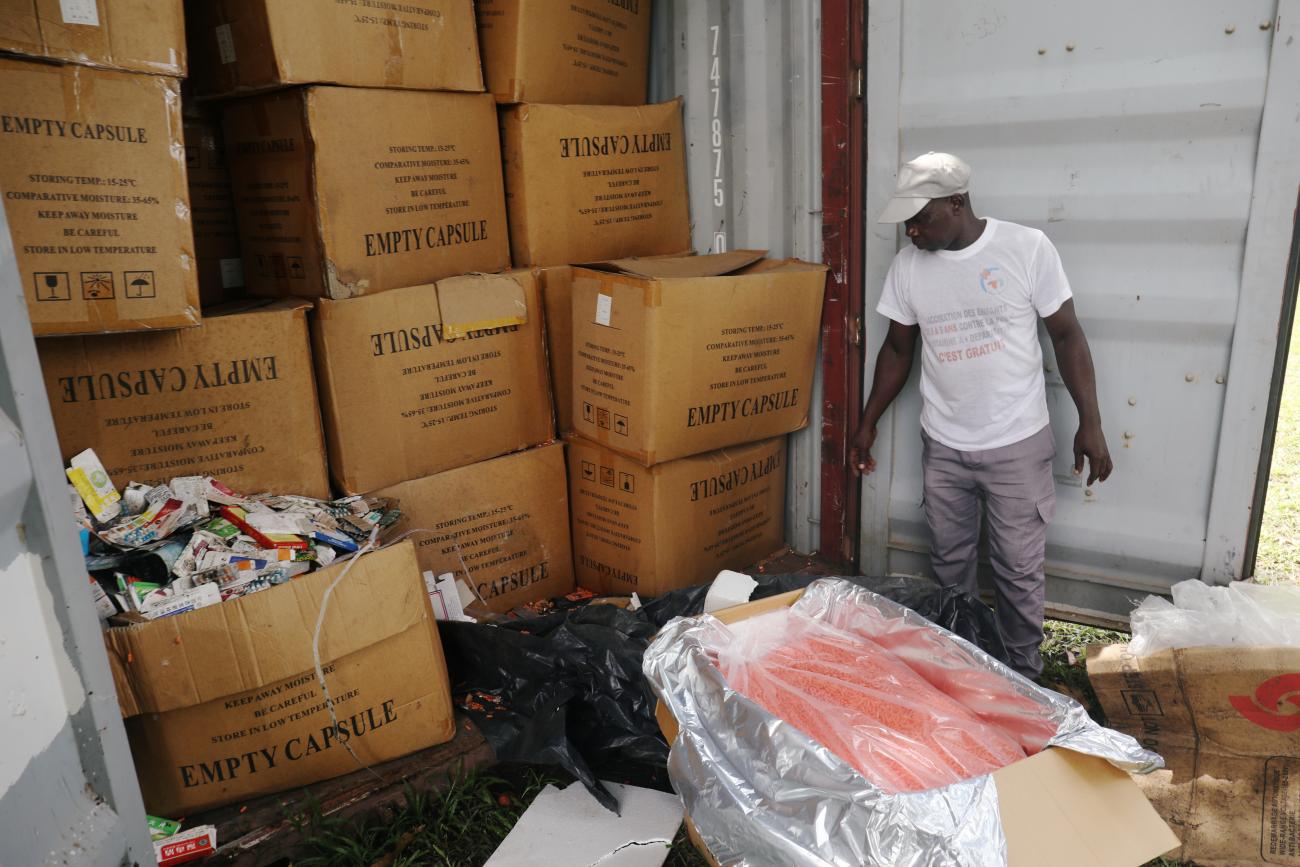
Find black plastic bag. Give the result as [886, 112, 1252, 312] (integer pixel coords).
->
[440, 573, 1007, 811]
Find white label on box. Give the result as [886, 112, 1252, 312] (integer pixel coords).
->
[59, 0, 99, 26]
[595, 294, 613, 327]
[219, 257, 245, 289]
[216, 23, 237, 64]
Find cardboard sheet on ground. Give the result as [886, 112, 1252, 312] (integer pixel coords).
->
[485, 781, 682, 867]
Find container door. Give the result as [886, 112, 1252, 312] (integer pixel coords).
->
[860, 0, 1300, 624]
[0, 204, 152, 863]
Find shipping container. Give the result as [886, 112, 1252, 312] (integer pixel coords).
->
[1, 0, 1298, 862]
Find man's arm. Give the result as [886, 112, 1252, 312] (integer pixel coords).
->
[851, 319, 920, 475]
[1043, 299, 1112, 484]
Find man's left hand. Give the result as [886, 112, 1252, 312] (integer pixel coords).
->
[1073, 423, 1113, 486]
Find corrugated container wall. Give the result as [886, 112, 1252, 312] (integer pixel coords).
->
[650, 0, 826, 554]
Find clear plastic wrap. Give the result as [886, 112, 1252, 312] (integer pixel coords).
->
[644, 579, 1161, 867]
[714, 609, 1030, 792]
[1129, 579, 1300, 656]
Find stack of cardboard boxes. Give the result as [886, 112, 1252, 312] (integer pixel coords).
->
[4, 0, 828, 816]
[564, 252, 827, 597]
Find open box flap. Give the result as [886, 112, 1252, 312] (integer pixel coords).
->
[581, 250, 766, 279]
[995, 748, 1180, 866]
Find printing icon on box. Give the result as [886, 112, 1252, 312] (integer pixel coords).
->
[80, 272, 114, 299]
[33, 272, 70, 301]
[124, 271, 156, 298]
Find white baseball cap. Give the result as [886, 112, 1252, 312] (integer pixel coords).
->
[877, 152, 971, 224]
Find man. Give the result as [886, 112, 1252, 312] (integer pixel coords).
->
[851, 152, 1112, 679]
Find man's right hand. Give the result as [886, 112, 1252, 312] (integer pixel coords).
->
[850, 423, 878, 475]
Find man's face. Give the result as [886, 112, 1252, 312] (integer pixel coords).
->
[903, 197, 960, 252]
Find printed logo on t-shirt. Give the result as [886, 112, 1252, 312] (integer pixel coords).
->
[979, 266, 1002, 294]
[922, 304, 1009, 364]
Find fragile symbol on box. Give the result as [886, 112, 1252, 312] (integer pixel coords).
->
[255, 254, 270, 277]
[125, 271, 157, 298]
[599, 466, 615, 488]
[81, 271, 114, 299]
[581, 461, 596, 482]
[582, 402, 595, 423]
[619, 472, 635, 494]
[33, 272, 70, 302]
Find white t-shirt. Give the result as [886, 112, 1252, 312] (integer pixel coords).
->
[877, 218, 1073, 451]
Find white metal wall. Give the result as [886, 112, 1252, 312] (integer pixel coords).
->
[650, 0, 826, 554]
[862, 0, 1300, 623]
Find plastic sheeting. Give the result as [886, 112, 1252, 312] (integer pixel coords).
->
[440, 573, 1009, 811]
[644, 579, 1161, 866]
[1129, 578, 1300, 656]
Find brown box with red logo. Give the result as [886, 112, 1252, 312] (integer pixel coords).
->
[1087, 644, 1300, 866]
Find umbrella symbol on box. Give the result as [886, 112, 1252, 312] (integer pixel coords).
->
[125, 271, 156, 298]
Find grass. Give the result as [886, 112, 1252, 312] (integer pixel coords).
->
[290, 766, 709, 866]
[1039, 619, 1127, 725]
[1255, 324, 1300, 583]
[291, 768, 564, 867]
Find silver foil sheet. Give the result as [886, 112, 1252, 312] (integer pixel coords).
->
[643, 579, 1162, 866]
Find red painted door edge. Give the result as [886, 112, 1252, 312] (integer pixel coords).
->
[818, 0, 866, 567]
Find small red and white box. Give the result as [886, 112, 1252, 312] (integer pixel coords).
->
[154, 825, 217, 866]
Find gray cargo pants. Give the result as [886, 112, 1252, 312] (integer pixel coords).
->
[921, 424, 1056, 678]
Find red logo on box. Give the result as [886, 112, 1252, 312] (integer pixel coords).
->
[1229, 673, 1300, 732]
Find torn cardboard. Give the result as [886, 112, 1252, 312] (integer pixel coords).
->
[567, 435, 786, 596]
[476, 0, 652, 105]
[0, 0, 185, 75]
[501, 101, 690, 267]
[1089, 643, 1300, 866]
[375, 443, 574, 613]
[570, 253, 826, 464]
[186, 0, 482, 96]
[311, 270, 554, 494]
[0, 57, 200, 336]
[484, 780, 682, 867]
[37, 299, 330, 499]
[223, 85, 510, 299]
[659, 592, 1180, 867]
[104, 540, 456, 815]
[183, 105, 245, 307]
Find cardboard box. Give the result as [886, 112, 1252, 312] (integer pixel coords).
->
[500, 100, 690, 267]
[311, 270, 554, 494]
[185, 0, 481, 96]
[540, 266, 576, 434]
[658, 591, 1180, 867]
[476, 0, 651, 105]
[183, 106, 245, 307]
[0, 0, 185, 75]
[570, 252, 826, 464]
[0, 58, 200, 336]
[567, 435, 787, 596]
[104, 540, 456, 815]
[223, 86, 510, 299]
[375, 444, 573, 613]
[37, 299, 330, 499]
[1088, 643, 1300, 866]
